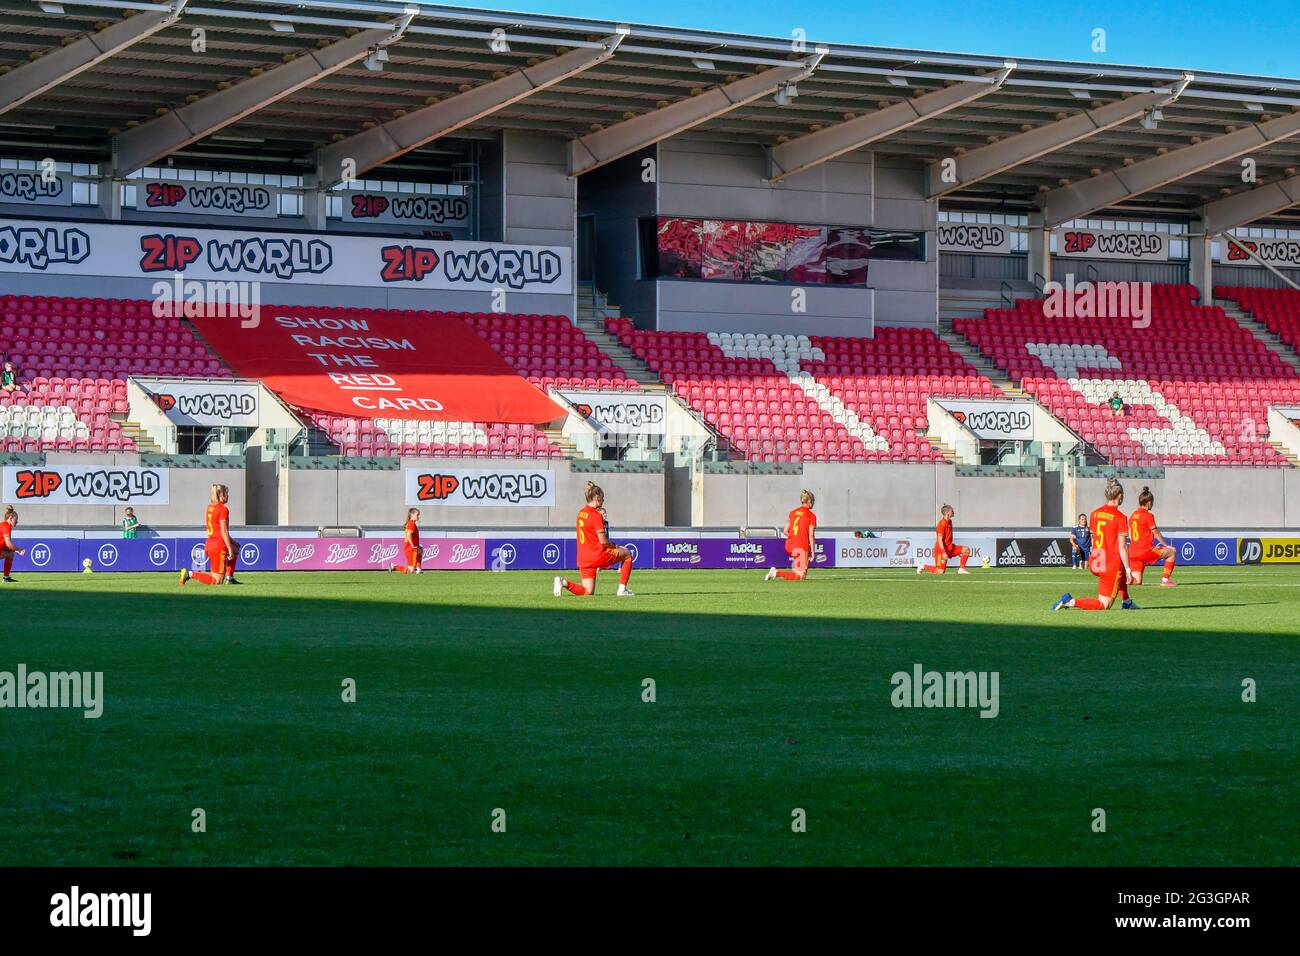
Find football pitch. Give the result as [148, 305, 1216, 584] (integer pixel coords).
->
[1, 565, 1296, 866]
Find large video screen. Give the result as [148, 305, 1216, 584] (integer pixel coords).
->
[643, 216, 923, 285]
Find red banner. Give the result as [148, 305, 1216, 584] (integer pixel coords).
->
[190, 306, 564, 423]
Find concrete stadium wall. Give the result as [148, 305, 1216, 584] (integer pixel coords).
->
[699, 463, 1042, 528]
[649, 140, 937, 332]
[281, 458, 665, 529]
[1073, 466, 1300, 529]
[7, 453, 245, 528]
[577, 149, 657, 326]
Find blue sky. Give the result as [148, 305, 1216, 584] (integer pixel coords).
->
[451, 1, 1299, 78]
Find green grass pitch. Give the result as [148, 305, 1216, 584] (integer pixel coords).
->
[1, 565, 1296, 866]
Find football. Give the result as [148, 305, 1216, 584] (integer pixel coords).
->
[82, 558, 94, 574]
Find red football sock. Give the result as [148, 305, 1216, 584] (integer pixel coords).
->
[189, 571, 221, 585]
[227, 551, 238, 577]
[619, 558, 632, 586]
[921, 564, 942, 574]
[2, 555, 11, 576]
[1163, 556, 1176, 578]
[1073, 598, 1105, 610]
[564, 579, 587, 595]
[776, 569, 801, 580]
[1118, 577, 1130, 601]
[959, 551, 969, 569]
[394, 565, 415, 574]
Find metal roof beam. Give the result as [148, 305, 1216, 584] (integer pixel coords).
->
[568, 50, 826, 175]
[1199, 173, 1300, 233]
[316, 33, 624, 187]
[1041, 107, 1300, 225]
[110, 10, 415, 177]
[766, 64, 1012, 181]
[0, 0, 188, 116]
[927, 75, 1192, 198]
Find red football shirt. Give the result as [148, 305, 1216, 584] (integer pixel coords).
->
[1089, 504, 1128, 568]
[205, 503, 229, 543]
[936, 516, 954, 552]
[1129, 507, 1156, 553]
[786, 506, 816, 553]
[576, 505, 608, 567]
[404, 519, 420, 550]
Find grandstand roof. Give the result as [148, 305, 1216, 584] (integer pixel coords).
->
[4, 0, 1300, 223]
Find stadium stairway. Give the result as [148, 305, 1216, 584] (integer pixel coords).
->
[937, 318, 1029, 398]
[1215, 296, 1300, 376]
[575, 284, 666, 390]
[116, 418, 163, 454]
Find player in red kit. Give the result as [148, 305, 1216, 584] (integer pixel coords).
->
[389, 509, 423, 574]
[918, 504, 971, 574]
[1128, 486, 1177, 587]
[554, 481, 634, 597]
[180, 484, 238, 586]
[0, 506, 26, 582]
[765, 489, 816, 581]
[1054, 478, 1139, 611]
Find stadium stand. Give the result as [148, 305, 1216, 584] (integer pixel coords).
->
[607, 317, 1000, 462]
[0, 298, 630, 458]
[0, 295, 226, 452]
[953, 284, 1300, 466]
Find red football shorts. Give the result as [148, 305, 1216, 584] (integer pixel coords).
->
[205, 540, 229, 577]
[1094, 568, 1122, 600]
[405, 545, 421, 568]
[579, 547, 620, 578]
[1129, 547, 1164, 571]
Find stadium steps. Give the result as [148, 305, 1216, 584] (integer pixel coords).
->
[924, 433, 959, 463]
[937, 319, 1029, 397]
[116, 419, 162, 454]
[541, 426, 582, 459]
[939, 288, 1009, 322]
[1268, 439, 1300, 467]
[574, 288, 666, 390]
[1217, 299, 1300, 376]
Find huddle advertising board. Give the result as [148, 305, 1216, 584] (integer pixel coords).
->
[405, 467, 556, 508]
[2, 465, 169, 506]
[136, 378, 261, 428]
[559, 390, 669, 435]
[938, 399, 1034, 440]
[0, 217, 571, 294]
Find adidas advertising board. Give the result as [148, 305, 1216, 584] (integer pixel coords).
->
[995, 537, 1073, 567]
